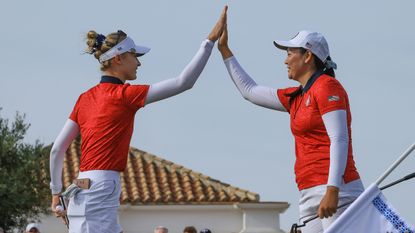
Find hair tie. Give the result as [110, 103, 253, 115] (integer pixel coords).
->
[87, 34, 106, 54]
[94, 34, 106, 51]
[325, 59, 337, 70]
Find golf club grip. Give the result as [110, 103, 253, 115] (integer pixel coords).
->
[59, 196, 70, 228]
[303, 200, 353, 224]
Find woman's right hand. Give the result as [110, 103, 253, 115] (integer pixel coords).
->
[218, 23, 233, 59]
[51, 194, 68, 224]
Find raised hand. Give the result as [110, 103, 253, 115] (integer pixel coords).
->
[207, 6, 228, 42]
[218, 22, 229, 51]
[218, 22, 233, 59]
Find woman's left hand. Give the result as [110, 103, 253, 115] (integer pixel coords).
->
[318, 186, 339, 218]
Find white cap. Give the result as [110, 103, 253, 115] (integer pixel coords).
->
[99, 36, 150, 63]
[273, 30, 330, 63]
[26, 223, 41, 232]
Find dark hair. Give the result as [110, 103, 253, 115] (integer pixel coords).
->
[299, 48, 336, 78]
[183, 226, 197, 233]
[285, 48, 336, 104]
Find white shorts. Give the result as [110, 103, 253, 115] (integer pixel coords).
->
[67, 170, 122, 233]
[298, 179, 364, 233]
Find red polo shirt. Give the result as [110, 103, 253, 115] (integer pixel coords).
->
[70, 77, 149, 172]
[277, 74, 360, 190]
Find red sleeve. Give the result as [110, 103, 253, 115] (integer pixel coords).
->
[277, 87, 299, 113]
[314, 77, 348, 115]
[123, 84, 150, 111]
[69, 95, 82, 123]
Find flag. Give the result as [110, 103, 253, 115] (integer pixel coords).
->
[325, 183, 414, 233]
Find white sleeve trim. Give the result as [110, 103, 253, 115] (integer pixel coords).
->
[145, 39, 214, 105]
[223, 56, 286, 112]
[322, 110, 349, 188]
[49, 119, 79, 194]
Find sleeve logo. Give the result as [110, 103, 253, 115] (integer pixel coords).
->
[328, 95, 340, 102]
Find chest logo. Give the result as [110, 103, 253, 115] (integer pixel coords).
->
[328, 95, 340, 102]
[305, 96, 311, 107]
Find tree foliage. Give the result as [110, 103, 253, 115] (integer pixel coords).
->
[0, 111, 51, 232]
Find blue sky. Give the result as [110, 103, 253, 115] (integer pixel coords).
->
[1, 0, 414, 231]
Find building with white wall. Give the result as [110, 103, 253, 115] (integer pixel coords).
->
[40, 138, 289, 233]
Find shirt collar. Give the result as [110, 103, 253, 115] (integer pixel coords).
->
[301, 69, 324, 94]
[100, 76, 124, 84]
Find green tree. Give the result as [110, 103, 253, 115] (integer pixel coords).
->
[0, 111, 50, 232]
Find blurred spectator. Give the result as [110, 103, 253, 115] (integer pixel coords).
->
[200, 229, 212, 233]
[25, 223, 41, 233]
[183, 226, 197, 233]
[154, 226, 168, 233]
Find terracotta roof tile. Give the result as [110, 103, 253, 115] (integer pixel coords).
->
[62, 137, 260, 204]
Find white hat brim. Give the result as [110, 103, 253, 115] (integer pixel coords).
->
[135, 45, 150, 57]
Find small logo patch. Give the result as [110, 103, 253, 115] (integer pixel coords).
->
[305, 42, 313, 48]
[328, 95, 340, 102]
[305, 96, 311, 106]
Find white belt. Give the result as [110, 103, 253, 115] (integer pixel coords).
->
[78, 170, 120, 183]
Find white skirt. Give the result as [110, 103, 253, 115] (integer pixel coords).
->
[298, 179, 364, 233]
[67, 170, 122, 233]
